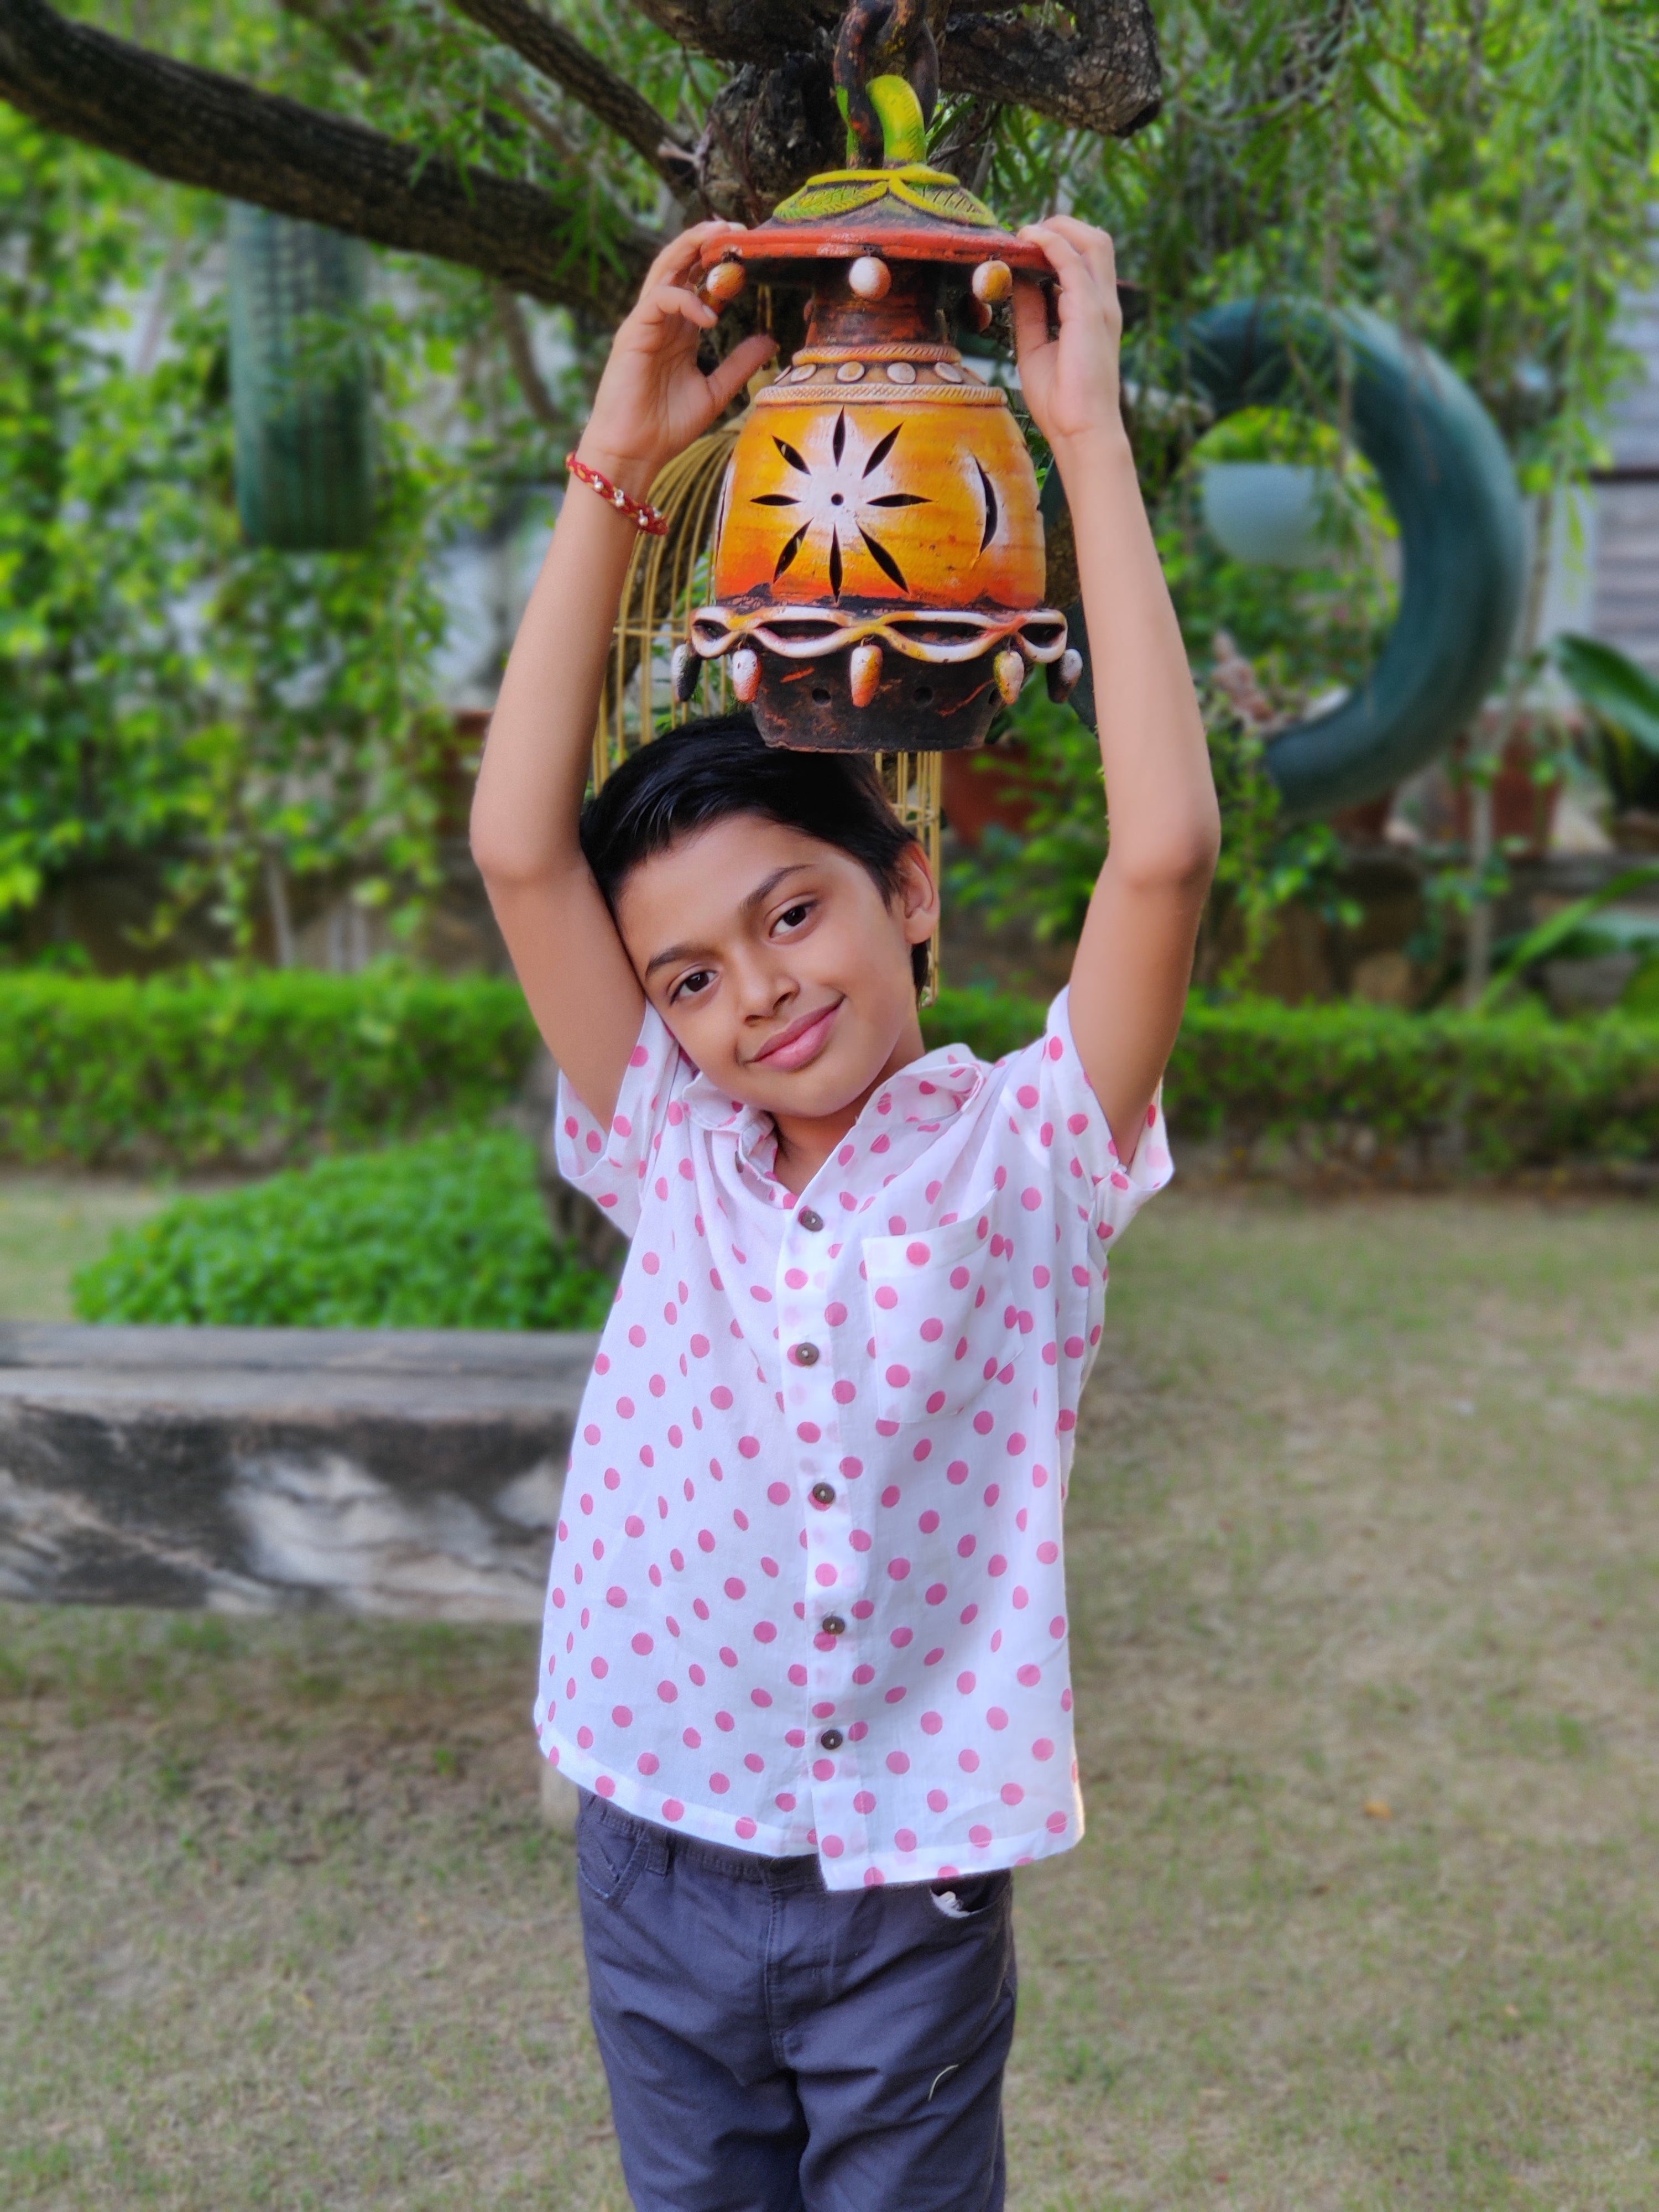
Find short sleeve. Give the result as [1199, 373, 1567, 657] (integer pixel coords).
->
[1004, 985, 1173, 1247]
[554, 1004, 685, 1242]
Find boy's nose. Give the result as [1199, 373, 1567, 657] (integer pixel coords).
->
[735, 958, 794, 1019]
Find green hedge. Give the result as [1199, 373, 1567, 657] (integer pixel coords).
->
[0, 968, 538, 1168]
[929, 986, 1659, 1173]
[1166, 998, 1659, 1171]
[1, 971, 1655, 1179]
[72, 1129, 612, 1329]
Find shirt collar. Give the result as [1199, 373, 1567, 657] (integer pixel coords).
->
[681, 1036, 987, 1151]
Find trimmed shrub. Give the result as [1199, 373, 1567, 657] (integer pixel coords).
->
[1170, 998, 1659, 1170]
[0, 968, 538, 1168]
[927, 985, 1659, 1173]
[3, 971, 1655, 1185]
[72, 1129, 612, 1329]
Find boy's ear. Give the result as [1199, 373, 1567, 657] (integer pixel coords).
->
[896, 842, 941, 945]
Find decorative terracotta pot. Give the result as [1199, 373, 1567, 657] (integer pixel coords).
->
[940, 743, 1045, 848]
[678, 0, 1078, 753]
[1329, 789, 1397, 844]
[1452, 713, 1564, 860]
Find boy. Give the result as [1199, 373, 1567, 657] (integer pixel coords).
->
[471, 216, 1219, 2212]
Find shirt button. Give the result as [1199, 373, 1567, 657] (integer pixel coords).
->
[810, 1482, 836, 1507]
[798, 1208, 824, 1232]
[821, 1614, 847, 1636]
[819, 1728, 844, 1751]
[791, 1342, 820, 1366]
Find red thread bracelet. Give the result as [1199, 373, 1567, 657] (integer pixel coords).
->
[566, 452, 669, 536]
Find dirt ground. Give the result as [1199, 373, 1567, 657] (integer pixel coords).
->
[3, 1187, 1657, 2210]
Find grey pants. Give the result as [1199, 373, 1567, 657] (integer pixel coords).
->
[575, 1790, 1018, 2212]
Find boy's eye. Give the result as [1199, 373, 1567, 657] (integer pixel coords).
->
[776, 901, 813, 932]
[671, 969, 713, 1001]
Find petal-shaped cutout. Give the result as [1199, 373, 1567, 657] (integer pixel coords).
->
[858, 528, 909, 593]
[863, 424, 901, 476]
[773, 437, 810, 473]
[774, 524, 810, 579]
[974, 460, 999, 555]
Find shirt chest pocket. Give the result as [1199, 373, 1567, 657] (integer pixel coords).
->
[862, 1212, 1015, 1427]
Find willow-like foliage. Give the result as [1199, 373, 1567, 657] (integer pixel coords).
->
[973, 0, 1657, 494]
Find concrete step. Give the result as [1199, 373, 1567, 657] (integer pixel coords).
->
[0, 1324, 594, 1621]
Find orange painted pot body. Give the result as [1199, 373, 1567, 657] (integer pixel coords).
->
[717, 361, 1042, 614]
[687, 217, 1067, 750]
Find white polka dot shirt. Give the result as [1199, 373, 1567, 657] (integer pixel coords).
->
[538, 987, 1171, 1890]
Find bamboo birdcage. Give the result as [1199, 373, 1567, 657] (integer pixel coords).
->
[591, 409, 943, 998]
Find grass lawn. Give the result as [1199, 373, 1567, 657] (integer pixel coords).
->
[2, 1188, 1657, 2209]
[0, 1173, 170, 1320]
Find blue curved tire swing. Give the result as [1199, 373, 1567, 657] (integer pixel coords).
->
[1047, 302, 1527, 821]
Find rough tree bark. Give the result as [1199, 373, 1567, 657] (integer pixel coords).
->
[0, 0, 655, 315]
[0, 0, 1162, 321]
[632, 0, 1161, 134]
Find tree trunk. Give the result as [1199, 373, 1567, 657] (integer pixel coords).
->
[0, 0, 654, 316]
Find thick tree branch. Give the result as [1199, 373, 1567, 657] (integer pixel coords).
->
[0, 0, 655, 317]
[447, 0, 691, 189]
[631, 0, 1161, 138]
[941, 3, 1160, 135]
[630, 0, 828, 63]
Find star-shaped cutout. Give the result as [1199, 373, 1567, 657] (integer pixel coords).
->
[750, 410, 931, 598]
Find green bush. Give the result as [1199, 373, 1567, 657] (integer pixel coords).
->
[72, 1129, 612, 1329]
[0, 968, 538, 1168]
[927, 985, 1659, 1173]
[6, 971, 1657, 1192]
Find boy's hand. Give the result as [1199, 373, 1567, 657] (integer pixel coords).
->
[1011, 217, 1124, 455]
[578, 223, 779, 501]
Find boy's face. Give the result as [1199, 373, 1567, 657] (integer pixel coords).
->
[614, 814, 938, 1127]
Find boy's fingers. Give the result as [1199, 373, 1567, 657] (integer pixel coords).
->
[1037, 215, 1117, 302]
[705, 332, 779, 415]
[1020, 225, 1100, 313]
[650, 285, 718, 330]
[1010, 273, 1053, 358]
[643, 221, 746, 293]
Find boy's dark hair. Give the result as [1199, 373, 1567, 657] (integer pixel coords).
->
[580, 712, 930, 992]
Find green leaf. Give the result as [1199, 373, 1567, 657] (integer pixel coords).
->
[1553, 634, 1659, 755]
[1477, 863, 1659, 1013]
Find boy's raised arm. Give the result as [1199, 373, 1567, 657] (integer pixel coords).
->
[469, 225, 775, 1130]
[1013, 220, 1222, 1164]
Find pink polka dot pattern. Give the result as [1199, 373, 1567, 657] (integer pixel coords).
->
[536, 987, 1170, 1890]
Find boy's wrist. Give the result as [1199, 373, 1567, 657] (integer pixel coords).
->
[1047, 419, 1135, 476]
[572, 435, 665, 508]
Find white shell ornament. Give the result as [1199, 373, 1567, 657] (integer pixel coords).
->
[848, 255, 891, 300]
[1047, 647, 1084, 704]
[994, 648, 1026, 706]
[972, 259, 1013, 306]
[849, 641, 884, 708]
[703, 259, 747, 307]
[731, 646, 762, 703]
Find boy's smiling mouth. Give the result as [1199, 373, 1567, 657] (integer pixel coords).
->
[749, 999, 842, 1072]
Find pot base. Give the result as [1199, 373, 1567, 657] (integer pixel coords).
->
[750, 648, 1003, 752]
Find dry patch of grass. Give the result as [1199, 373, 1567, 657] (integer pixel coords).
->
[2, 1191, 1657, 2209]
[1015, 1191, 1659, 2211]
[0, 1173, 168, 1320]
